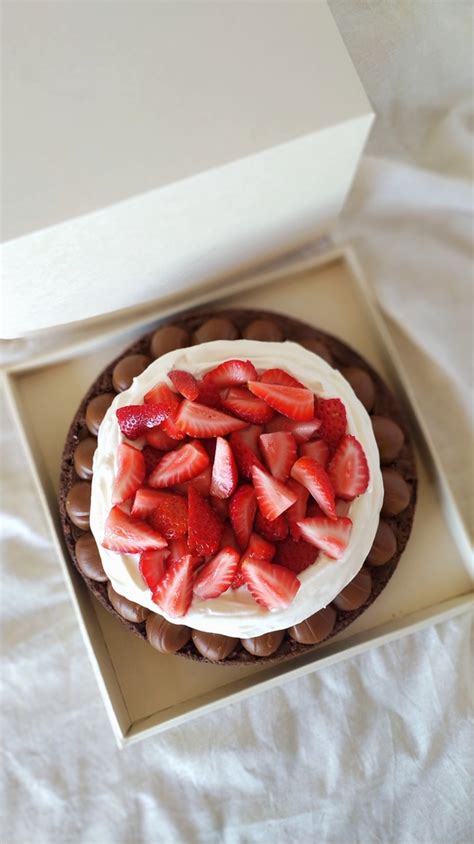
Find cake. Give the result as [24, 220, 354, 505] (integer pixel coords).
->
[60, 309, 417, 663]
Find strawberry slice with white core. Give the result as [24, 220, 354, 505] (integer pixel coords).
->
[265, 415, 321, 443]
[245, 531, 276, 561]
[286, 478, 310, 540]
[229, 485, 257, 550]
[116, 404, 169, 440]
[247, 381, 314, 421]
[210, 436, 238, 499]
[144, 381, 180, 412]
[297, 516, 352, 559]
[251, 465, 297, 521]
[328, 434, 370, 500]
[148, 440, 209, 487]
[131, 487, 166, 519]
[102, 506, 167, 552]
[168, 370, 200, 401]
[241, 558, 300, 610]
[173, 465, 212, 497]
[175, 400, 247, 438]
[203, 359, 257, 388]
[259, 432, 297, 481]
[229, 427, 264, 479]
[221, 387, 274, 424]
[290, 456, 337, 520]
[193, 547, 241, 599]
[144, 428, 179, 451]
[112, 443, 146, 504]
[300, 439, 330, 468]
[167, 537, 189, 564]
[259, 368, 305, 388]
[152, 554, 195, 617]
[139, 548, 169, 592]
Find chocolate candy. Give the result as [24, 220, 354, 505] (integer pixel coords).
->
[288, 606, 336, 644]
[85, 393, 115, 435]
[107, 582, 149, 623]
[75, 533, 107, 581]
[241, 630, 285, 657]
[191, 630, 238, 661]
[381, 468, 411, 516]
[112, 354, 151, 392]
[341, 367, 375, 411]
[372, 416, 404, 463]
[193, 317, 239, 343]
[366, 520, 397, 566]
[300, 337, 333, 365]
[333, 568, 372, 611]
[150, 325, 189, 358]
[73, 437, 96, 479]
[242, 319, 283, 342]
[146, 613, 192, 654]
[65, 481, 92, 530]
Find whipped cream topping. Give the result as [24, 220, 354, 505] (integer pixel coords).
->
[90, 340, 383, 638]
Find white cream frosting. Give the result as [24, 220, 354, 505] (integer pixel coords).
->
[90, 340, 383, 638]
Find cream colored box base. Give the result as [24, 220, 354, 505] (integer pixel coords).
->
[4, 247, 472, 747]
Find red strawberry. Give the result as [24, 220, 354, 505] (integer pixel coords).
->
[286, 478, 309, 540]
[152, 554, 195, 617]
[229, 427, 265, 480]
[211, 495, 230, 521]
[255, 510, 288, 541]
[247, 381, 314, 421]
[210, 436, 238, 499]
[259, 368, 304, 388]
[203, 359, 257, 388]
[300, 439, 330, 468]
[116, 404, 168, 440]
[148, 491, 188, 539]
[187, 487, 223, 555]
[290, 456, 337, 520]
[139, 548, 169, 591]
[112, 443, 146, 504]
[148, 440, 209, 488]
[142, 445, 163, 477]
[274, 538, 318, 574]
[251, 465, 297, 521]
[168, 537, 189, 564]
[241, 558, 300, 610]
[245, 532, 276, 562]
[221, 387, 274, 424]
[144, 428, 179, 451]
[259, 431, 297, 481]
[175, 400, 247, 437]
[265, 414, 321, 442]
[193, 547, 240, 599]
[173, 465, 212, 497]
[306, 499, 324, 518]
[168, 370, 199, 401]
[297, 516, 352, 559]
[230, 568, 246, 590]
[219, 523, 239, 551]
[144, 381, 180, 413]
[131, 487, 167, 519]
[318, 398, 347, 449]
[161, 414, 187, 440]
[229, 485, 257, 549]
[327, 434, 370, 500]
[102, 506, 167, 552]
[196, 380, 222, 409]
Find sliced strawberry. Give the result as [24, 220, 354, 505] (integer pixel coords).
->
[112, 443, 146, 504]
[229, 428, 265, 480]
[286, 478, 310, 540]
[219, 523, 239, 551]
[203, 359, 257, 388]
[265, 414, 321, 443]
[221, 387, 274, 424]
[144, 428, 179, 451]
[175, 400, 247, 437]
[139, 548, 169, 591]
[247, 381, 314, 421]
[241, 558, 300, 610]
[236, 424, 263, 454]
[168, 537, 189, 564]
[201, 438, 217, 461]
[245, 532, 276, 562]
[148, 440, 209, 488]
[274, 538, 317, 574]
[142, 445, 163, 477]
[148, 491, 188, 539]
[168, 370, 200, 401]
[327, 434, 370, 500]
[131, 487, 166, 519]
[297, 516, 352, 559]
[187, 487, 223, 556]
[259, 432, 297, 481]
[193, 547, 241, 599]
[259, 368, 305, 388]
[210, 436, 238, 499]
[229, 485, 257, 549]
[196, 380, 222, 409]
[173, 465, 212, 497]
[230, 568, 246, 590]
[144, 381, 180, 413]
[116, 404, 169, 440]
[161, 414, 187, 440]
[318, 398, 347, 449]
[254, 510, 288, 542]
[300, 439, 330, 468]
[251, 465, 297, 521]
[102, 506, 167, 552]
[211, 495, 230, 522]
[290, 456, 336, 519]
[152, 554, 194, 618]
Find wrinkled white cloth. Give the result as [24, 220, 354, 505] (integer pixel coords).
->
[1, 3, 474, 844]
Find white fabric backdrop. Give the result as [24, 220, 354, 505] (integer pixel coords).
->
[1, 2, 473, 843]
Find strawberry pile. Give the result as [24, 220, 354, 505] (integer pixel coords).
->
[102, 359, 370, 618]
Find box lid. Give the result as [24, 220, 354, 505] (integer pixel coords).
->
[1, 0, 373, 338]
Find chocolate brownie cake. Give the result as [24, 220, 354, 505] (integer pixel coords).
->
[59, 309, 417, 664]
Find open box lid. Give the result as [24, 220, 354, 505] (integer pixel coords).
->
[1, 0, 373, 338]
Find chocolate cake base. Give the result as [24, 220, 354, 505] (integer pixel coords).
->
[59, 308, 417, 665]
